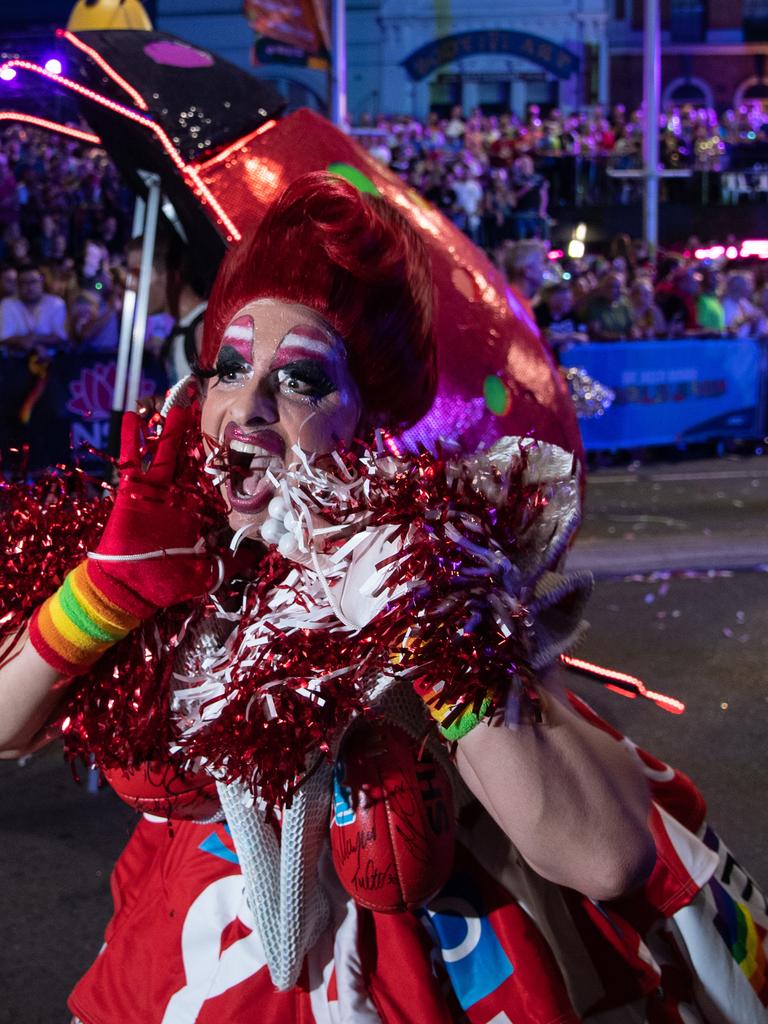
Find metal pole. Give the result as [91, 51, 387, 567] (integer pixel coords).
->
[331, 0, 347, 129]
[112, 196, 145, 416]
[125, 175, 161, 414]
[108, 197, 145, 457]
[642, 0, 660, 256]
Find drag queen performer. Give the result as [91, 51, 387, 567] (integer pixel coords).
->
[0, 174, 764, 1024]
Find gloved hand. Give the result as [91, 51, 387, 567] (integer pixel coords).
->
[30, 406, 225, 676]
[88, 406, 223, 617]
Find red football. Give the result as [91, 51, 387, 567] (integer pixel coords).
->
[330, 719, 455, 913]
[103, 760, 220, 819]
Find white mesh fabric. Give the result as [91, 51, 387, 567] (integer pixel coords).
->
[216, 759, 333, 991]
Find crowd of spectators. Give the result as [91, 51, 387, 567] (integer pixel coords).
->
[357, 101, 768, 243]
[2, 116, 768, 375]
[498, 235, 768, 359]
[0, 123, 133, 358]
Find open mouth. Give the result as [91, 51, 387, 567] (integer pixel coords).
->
[226, 444, 280, 513]
[224, 429, 285, 514]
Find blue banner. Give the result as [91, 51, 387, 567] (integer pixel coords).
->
[560, 339, 766, 450]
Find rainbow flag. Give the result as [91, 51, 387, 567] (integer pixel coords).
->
[709, 876, 768, 1006]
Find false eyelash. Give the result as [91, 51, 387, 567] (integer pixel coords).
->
[191, 363, 217, 381]
[269, 359, 336, 397]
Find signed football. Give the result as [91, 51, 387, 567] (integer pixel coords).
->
[330, 719, 455, 913]
[103, 761, 220, 819]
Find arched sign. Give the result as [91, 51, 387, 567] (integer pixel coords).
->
[401, 29, 579, 82]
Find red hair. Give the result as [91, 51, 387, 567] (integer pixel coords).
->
[201, 172, 436, 430]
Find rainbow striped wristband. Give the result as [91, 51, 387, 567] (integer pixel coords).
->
[29, 561, 140, 676]
[418, 681, 494, 742]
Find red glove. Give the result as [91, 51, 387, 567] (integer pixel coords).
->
[88, 406, 222, 618]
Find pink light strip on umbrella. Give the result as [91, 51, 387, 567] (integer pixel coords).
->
[0, 110, 101, 144]
[0, 59, 241, 242]
[193, 120, 277, 171]
[57, 29, 149, 111]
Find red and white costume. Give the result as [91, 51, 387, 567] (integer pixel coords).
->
[69, 693, 768, 1024]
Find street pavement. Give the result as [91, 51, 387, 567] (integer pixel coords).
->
[1, 453, 766, 1023]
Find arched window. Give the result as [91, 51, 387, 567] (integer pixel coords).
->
[734, 76, 768, 108]
[662, 76, 713, 108]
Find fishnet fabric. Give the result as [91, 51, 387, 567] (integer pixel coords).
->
[216, 759, 333, 991]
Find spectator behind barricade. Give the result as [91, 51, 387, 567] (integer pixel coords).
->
[0, 264, 17, 299]
[451, 162, 483, 243]
[628, 278, 667, 339]
[126, 225, 209, 383]
[34, 214, 60, 263]
[500, 239, 546, 320]
[722, 273, 763, 337]
[0, 263, 67, 352]
[655, 266, 701, 335]
[79, 239, 112, 292]
[509, 155, 549, 240]
[9, 234, 31, 266]
[696, 265, 726, 335]
[99, 214, 124, 256]
[585, 272, 634, 340]
[44, 259, 79, 305]
[534, 281, 588, 362]
[445, 105, 466, 148]
[69, 287, 118, 353]
[0, 154, 18, 232]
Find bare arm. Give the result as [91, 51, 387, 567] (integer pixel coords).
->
[455, 664, 654, 901]
[0, 630, 69, 755]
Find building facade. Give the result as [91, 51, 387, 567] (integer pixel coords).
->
[153, 0, 609, 122]
[609, 0, 768, 111]
[142, 1, 768, 119]
[346, 0, 609, 120]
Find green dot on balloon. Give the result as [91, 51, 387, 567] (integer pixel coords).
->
[327, 163, 380, 196]
[484, 375, 511, 416]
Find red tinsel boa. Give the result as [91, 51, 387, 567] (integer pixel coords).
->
[0, 410, 231, 768]
[3, 430, 581, 809]
[172, 438, 581, 810]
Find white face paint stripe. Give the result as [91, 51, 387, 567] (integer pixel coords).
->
[279, 332, 334, 356]
[223, 325, 253, 342]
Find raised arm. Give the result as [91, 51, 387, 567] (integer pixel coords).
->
[0, 632, 67, 755]
[0, 405, 222, 757]
[454, 663, 654, 901]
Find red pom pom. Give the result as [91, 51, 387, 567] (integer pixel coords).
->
[330, 720, 454, 913]
[103, 761, 219, 819]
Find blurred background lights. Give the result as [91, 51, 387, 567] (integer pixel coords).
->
[0, 66, 17, 81]
[44, 58, 63, 75]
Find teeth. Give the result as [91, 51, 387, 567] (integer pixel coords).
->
[230, 439, 271, 456]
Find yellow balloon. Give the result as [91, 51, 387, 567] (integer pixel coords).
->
[67, 0, 153, 31]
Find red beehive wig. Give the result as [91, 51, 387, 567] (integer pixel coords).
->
[201, 171, 436, 431]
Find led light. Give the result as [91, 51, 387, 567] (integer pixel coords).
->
[740, 239, 768, 258]
[567, 239, 585, 259]
[574, 222, 587, 241]
[44, 58, 62, 75]
[57, 29, 148, 110]
[0, 111, 100, 144]
[560, 654, 685, 714]
[726, 245, 738, 259]
[194, 120, 277, 171]
[694, 245, 724, 260]
[547, 249, 564, 260]
[0, 58, 241, 241]
[0, 67, 16, 82]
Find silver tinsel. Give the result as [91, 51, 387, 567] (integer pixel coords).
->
[564, 367, 615, 418]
